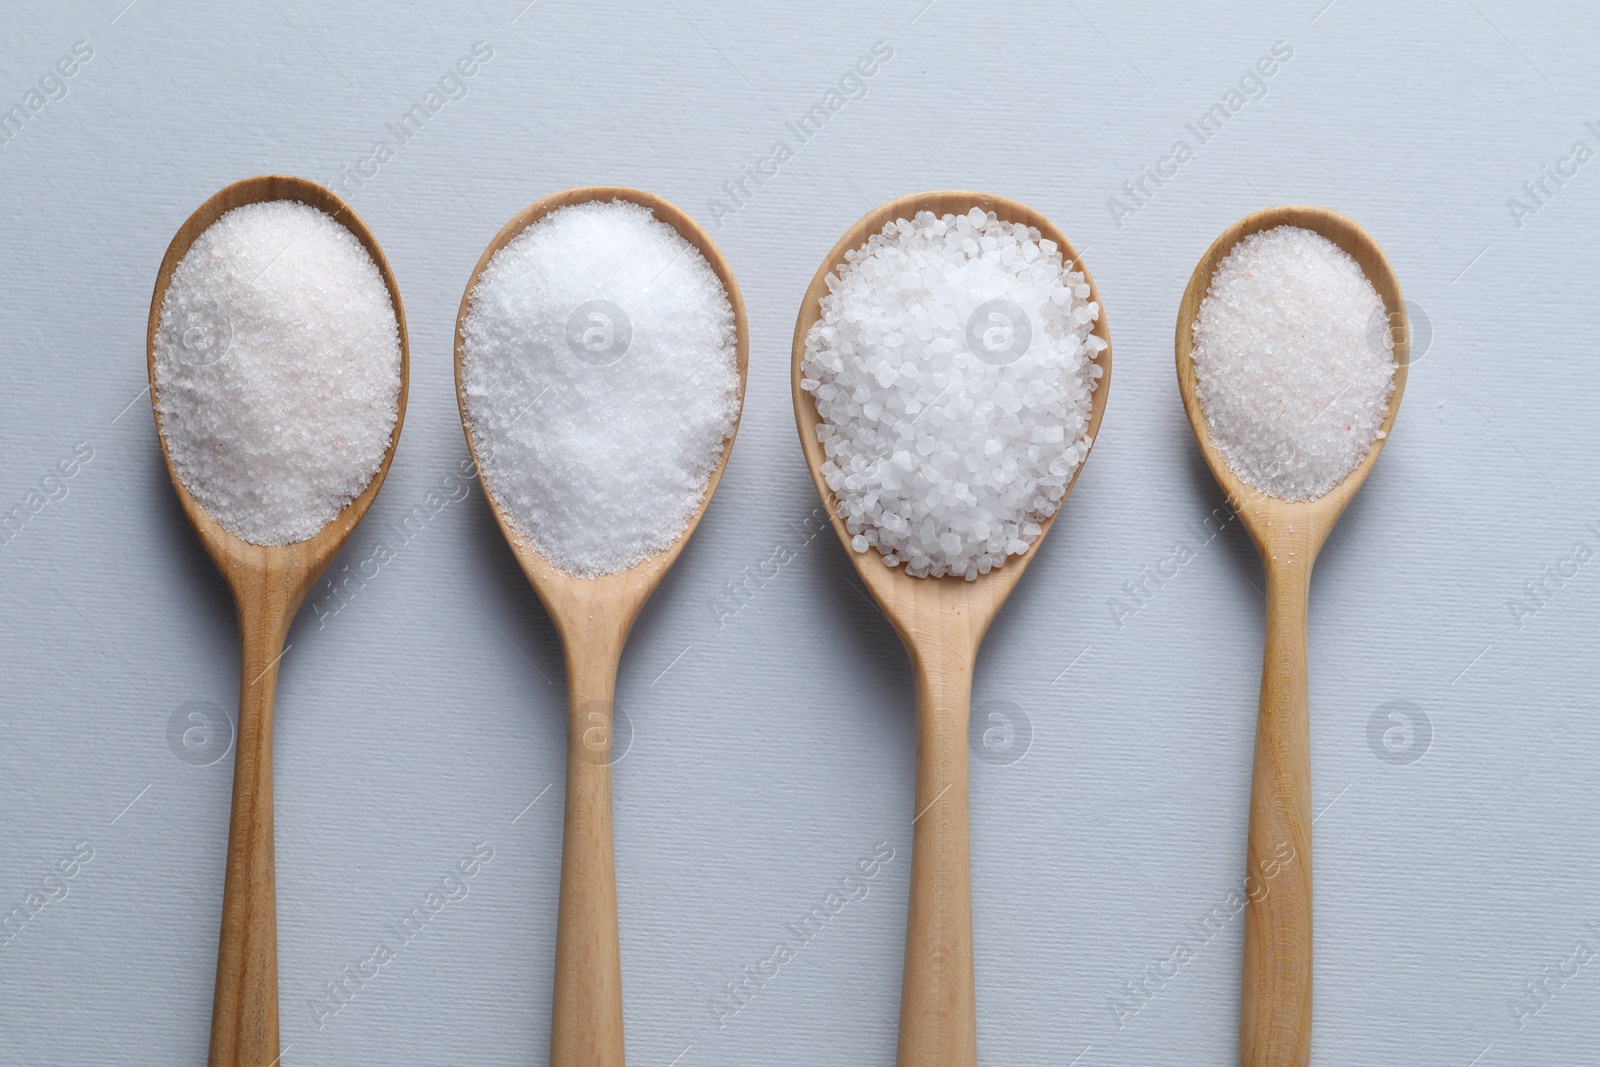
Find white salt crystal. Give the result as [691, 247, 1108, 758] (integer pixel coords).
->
[152, 200, 402, 546]
[801, 209, 1102, 579]
[1191, 225, 1395, 502]
[460, 199, 739, 578]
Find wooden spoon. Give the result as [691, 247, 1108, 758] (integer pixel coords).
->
[1174, 205, 1407, 1067]
[147, 175, 409, 1067]
[791, 191, 1111, 1067]
[453, 187, 747, 1067]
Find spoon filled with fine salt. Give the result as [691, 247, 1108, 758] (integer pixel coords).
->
[1175, 206, 1407, 1067]
[455, 187, 746, 1067]
[148, 176, 408, 1067]
[793, 191, 1111, 1067]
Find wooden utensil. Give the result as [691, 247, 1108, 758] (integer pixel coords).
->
[453, 187, 747, 1067]
[1174, 205, 1407, 1067]
[791, 190, 1111, 1067]
[147, 175, 409, 1067]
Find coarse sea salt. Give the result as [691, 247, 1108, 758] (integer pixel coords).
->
[1191, 225, 1395, 502]
[459, 199, 740, 578]
[153, 200, 402, 546]
[801, 208, 1105, 580]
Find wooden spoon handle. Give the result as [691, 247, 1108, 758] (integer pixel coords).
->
[551, 639, 626, 1067]
[898, 650, 977, 1067]
[209, 602, 292, 1067]
[1241, 562, 1314, 1067]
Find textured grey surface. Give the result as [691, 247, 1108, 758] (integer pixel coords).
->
[2, 2, 1598, 1065]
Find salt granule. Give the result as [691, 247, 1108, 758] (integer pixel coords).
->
[459, 200, 739, 578]
[1191, 225, 1395, 502]
[153, 200, 402, 546]
[801, 209, 1105, 580]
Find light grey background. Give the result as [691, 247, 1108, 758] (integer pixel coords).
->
[2, 1, 1597, 1064]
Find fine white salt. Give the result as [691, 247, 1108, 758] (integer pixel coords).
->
[801, 208, 1105, 580]
[459, 199, 740, 578]
[1191, 225, 1395, 502]
[153, 200, 402, 546]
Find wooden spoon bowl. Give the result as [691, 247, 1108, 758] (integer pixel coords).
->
[1174, 205, 1406, 1067]
[147, 175, 409, 1067]
[1176, 205, 1408, 556]
[454, 186, 747, 1067]
[791, 190, 1110, 1067]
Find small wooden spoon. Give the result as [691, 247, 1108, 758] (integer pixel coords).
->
[1174, 205, 1407, 1067]
[147, 175, 409, 1067]
[453, 187, 747, 1067]
[791, 190, 1111, 1067]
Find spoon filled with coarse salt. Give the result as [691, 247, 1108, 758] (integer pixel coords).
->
[148, 176, 407, 1067]
[793, 191, 1110, 1067]
[1175, 207, 1406, 1067]
[455, 188, 745, 1067]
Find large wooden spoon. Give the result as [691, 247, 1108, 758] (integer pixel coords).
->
[791, 190, 1111, 1067]
[147, 175, 409, 1067]
[1175, 205, 1407, 1067]
[454, 187, 747, 1067]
